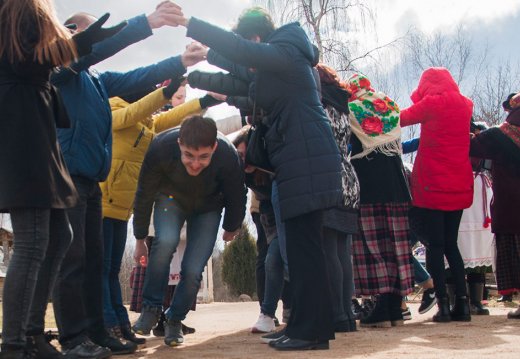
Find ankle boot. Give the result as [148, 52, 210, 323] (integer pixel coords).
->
[468, 282, 489, 315]
[121, 323, 146, 345]
[26, 334, 63, 359]
[432, 297, 451, 323]
[360, 294, 391, 328]
[450, 296, 471, 321]
[388, 294, 404, 327]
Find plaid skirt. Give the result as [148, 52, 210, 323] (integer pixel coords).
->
[352, 202, 414, 296]
[129, 266, 146, 312]
[495, 233, 520, 295]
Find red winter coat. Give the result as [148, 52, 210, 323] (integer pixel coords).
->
[400, 67, 473, 211]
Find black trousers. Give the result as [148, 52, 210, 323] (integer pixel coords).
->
[52, 177, 105, 346]
[411, 207, 465, 299]
[285, 210, 334, 342]
[322, 228, 355, 323]
[252, 212, 268, 306]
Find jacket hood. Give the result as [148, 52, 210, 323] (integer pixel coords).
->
[267, 22, 317, 66]
[109, 97, 130, 111]
[410, 67, 460, 104]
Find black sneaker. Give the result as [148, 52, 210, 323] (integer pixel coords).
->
[61, 339, 112, 359]
[181, 323, 196, 335]
[497, 294, 513, 302]
[261, 328, 286, 344]
[91, 333, 137, 355]
[418, 288, 438, 314]
[164, 320, 184, 346]
[25, 334, 62, 359]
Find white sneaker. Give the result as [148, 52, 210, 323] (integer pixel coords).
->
[251, 313, 275, 333]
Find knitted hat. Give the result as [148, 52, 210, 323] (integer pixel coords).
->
[502, 92, 519, 111]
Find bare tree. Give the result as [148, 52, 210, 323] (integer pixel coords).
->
[405, 25, 476, 87]
[253, 0, 385, 73]
[471, 60, 520, 126]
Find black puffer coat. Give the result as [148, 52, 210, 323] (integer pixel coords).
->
[187, 18, 343, 220]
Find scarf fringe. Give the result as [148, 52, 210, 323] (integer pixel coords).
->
[351, 138, 402, 160]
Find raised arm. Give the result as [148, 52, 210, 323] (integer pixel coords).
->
[207, 49, 255, 82]
[185, 17, 293, 71]
[52, 15, 153, 85]
[110, 88, 169, 131]
[400, 97, 432, 127]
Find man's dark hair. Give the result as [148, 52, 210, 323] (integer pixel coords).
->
[232, 125, 250, 148]
[179, 116, 217, 149]
[233, 7, 275, 41]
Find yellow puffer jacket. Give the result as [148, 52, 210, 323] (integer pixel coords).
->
[101, 88, 202, 221]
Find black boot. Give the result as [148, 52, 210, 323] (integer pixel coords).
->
[388, 294, 404, 327]
[121, 324, 146, 345]
[432, 297, 451, 323]
[450, 296, 471, 321]
[152, 312, 166, 337]
[25, 334, 63, 359]
[468, 282, 489, 315]
[360, 294, 391, 328]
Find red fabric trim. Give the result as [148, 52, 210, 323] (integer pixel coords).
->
[499, 123, 520, 148]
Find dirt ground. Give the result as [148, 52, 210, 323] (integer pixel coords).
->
[123, 300, 520, 359]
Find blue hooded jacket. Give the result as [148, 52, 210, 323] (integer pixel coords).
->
[51, 15, 185, 182]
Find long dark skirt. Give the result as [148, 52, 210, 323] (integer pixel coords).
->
[495, 233, 520, 295]
[352, 202, 414, 296]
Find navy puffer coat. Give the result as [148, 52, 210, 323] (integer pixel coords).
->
[187, 18, 343, 220]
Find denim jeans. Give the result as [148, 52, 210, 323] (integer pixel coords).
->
[2, 209, 72, 350]
[261, 237, 285, 317]
[102, 217, 130, 328]
[271, 181, 288, 275]
[142, 194, 221, 321]
[410, 235, 431, 285]
[49, 177, 104, 345]
[252, 213, 268, 306]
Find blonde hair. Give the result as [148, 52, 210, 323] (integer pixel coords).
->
[0, 0, 77, 65]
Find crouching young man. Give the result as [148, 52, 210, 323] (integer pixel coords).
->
[131, 116, 246, 346]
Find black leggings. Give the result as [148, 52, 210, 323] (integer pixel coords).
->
[410, 207, 465, 299]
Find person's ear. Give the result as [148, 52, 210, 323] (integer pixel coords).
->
[212, 142, 218, 152]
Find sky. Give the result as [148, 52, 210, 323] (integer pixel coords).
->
[54, 0, 520, 119]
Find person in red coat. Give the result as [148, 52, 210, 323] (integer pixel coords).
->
[401, 67, 474, 323]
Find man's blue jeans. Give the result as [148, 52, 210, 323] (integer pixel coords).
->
[271, 181, 288, 275]
[102, 217, 130, 328]
[142, 194, 221, 321]
[261, 236, 285, 317]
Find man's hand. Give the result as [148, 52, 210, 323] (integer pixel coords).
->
[181, 42, 208, 68]
[157, 1, 190, 27]
[223, 230, 239, 242]
[147, 1, 184, 29]
[134, 239, 149, 265]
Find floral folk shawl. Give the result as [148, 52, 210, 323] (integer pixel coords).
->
[346, 73, 402, 159]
